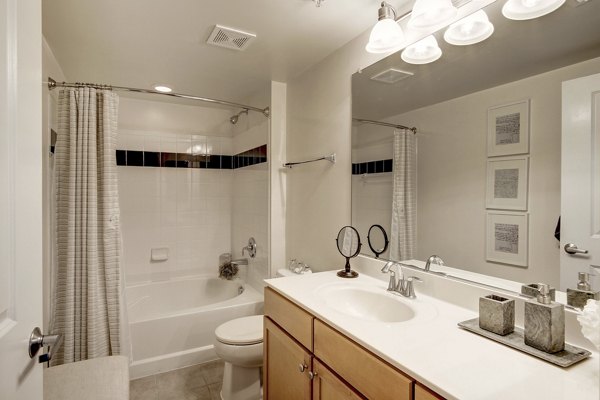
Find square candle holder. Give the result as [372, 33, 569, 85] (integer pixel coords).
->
[479, 294, 515, 336]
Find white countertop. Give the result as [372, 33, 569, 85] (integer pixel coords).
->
[265, 271, 599, 400]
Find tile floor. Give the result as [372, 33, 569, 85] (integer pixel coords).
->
[130, 360, 224, 400]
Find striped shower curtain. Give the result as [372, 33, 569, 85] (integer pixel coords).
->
[390, 128, 417, 261]
[50, 87, 123, 365]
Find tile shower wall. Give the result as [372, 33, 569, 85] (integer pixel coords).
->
[231, 88, 270, 290]
[116, 95, 269, 285]
[118, 132, 234, 283]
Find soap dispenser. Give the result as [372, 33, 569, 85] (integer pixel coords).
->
[567, 272, 600, 309]
[524, 283, 565, 353]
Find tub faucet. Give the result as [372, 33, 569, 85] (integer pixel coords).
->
[381, 261, 422, 299]
[425, 255, 444, 272]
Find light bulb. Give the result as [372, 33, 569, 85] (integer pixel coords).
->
[502, 0, 565, 20]
[444, 10, 494, 46]
[366, 18, 405, 53]
[408, 0, 458, 30]
[154, 85, 172, 93]
[401, 35, 442, 65]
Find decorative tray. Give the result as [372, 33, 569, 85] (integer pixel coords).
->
[458, 318, 591, 368]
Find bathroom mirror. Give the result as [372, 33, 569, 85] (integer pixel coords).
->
[367, 224, 389, 259]
[336, 226, 361, 278]
[351, 0, 600, 295]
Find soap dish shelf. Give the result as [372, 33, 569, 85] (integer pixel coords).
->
[458, 318, 591, 368]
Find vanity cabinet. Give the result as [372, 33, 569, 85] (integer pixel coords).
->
[264, 287, 446, 400]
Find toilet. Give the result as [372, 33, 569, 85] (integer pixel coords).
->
[214, 269, 311, 400]
[214, 315, 264, 400]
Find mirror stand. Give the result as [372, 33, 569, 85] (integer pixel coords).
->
[337, 258, 359, 278]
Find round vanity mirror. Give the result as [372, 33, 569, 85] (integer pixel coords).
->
[336, 226, 361, 278]
[367, 224, 389, 259]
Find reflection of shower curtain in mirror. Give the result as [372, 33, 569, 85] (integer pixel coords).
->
[390, 129, 416, 261]
[50, 87, 124, 365]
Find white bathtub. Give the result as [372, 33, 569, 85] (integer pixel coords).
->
[126, 276, 263, 379]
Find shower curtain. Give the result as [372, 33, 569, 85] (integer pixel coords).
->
[390, 128, 416, 261]
[50, 87, 124, 365]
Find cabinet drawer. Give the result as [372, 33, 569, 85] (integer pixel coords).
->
[415, 383, 445, 400]
[264, 287, 314, 350]
[314, 320, 413, 400]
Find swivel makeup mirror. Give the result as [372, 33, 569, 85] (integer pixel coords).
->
[367, 224, 389, 259]
[336, 226, 362, 278]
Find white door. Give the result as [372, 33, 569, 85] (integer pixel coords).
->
[0, 0, 44, 399]
[560, 72, 600, 291]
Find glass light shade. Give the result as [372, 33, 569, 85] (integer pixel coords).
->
[401, 35, 442, 64]
[502, 0, 566, 20]
[408, 0, 458, 30]
[366, 18, 405, 54]
[443, 10, 494, 46]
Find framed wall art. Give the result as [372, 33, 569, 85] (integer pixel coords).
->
[487, 100, 530, 157]
[486, 212, 528, 267]
[485, 156, 529, 211]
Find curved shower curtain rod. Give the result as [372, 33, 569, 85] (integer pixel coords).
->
[46, 77, 271, 118]
[353, 118, 417, 134]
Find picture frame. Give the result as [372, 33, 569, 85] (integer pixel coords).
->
[486, 212, 528, 267]
[485, 156, 529, 211]
[487, 99, 530, 157]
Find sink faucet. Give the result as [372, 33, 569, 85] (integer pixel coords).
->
[425, 255, 444, 272]
[381, 261, 422, 299]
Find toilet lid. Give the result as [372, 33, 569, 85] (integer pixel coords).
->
[215, 315, 263, 345]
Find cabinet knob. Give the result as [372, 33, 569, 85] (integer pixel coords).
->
[298, 363, 307, 373]
[309, 371, 318, 380]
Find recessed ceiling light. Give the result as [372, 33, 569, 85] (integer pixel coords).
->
[154, 85, 172, 93]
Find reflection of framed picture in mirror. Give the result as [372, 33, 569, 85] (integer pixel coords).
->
[486, 156, 529, 210]
[487, 99, 530, 157]
[486, 212, 528, 267]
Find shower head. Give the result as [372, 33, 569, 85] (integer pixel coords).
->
[230, 109, 249, 125]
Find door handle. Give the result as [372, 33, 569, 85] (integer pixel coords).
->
[564, 243, 589, 255]
[29, 327, 62, 362]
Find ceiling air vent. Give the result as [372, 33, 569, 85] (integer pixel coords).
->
[207, 25, 256, 51]
[370, 68, 414, 84]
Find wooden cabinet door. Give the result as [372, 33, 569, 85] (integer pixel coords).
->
[264, 317, 312, 400]
[415, 383, 445, 400]
[312, 359, 364, 400]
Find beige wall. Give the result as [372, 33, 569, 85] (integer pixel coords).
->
[285, 29, 388, 272]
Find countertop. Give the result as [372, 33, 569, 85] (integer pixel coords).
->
[265, 271, 599, 400]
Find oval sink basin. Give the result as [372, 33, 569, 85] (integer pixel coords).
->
[317, 285, 415, 323]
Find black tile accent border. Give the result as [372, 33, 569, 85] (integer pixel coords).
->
[116, 144, 267, 170]
[352, 158, 393, 175]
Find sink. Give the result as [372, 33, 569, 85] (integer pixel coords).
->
[316, 284, 416, 323]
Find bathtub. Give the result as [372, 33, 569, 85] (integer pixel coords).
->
[126, 275, 263, 379]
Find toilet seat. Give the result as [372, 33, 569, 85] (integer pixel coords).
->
[215, 315, 263, 345]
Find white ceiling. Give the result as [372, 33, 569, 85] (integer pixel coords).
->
[42, 0, 385, 106]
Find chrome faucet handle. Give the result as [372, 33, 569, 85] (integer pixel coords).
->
[387, 270, 396, 292]
[403, 276, 422, 299]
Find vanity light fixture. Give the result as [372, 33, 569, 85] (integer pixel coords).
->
[502, 0, 566, 20]
[153, 85, 172, 93]
[408, 0, 458, 30]
[366, 2, 405, 54]
[443, 10, 494, 46]
[401, 35, 442, 64]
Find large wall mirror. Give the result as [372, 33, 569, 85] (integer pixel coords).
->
[351, 0, 600, 298]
